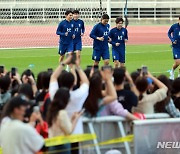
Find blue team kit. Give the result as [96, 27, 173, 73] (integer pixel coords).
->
[90, 23, 110, 61]
[168, 23, 180, 59]
[73, 19, 85, 51]
[56, 19, 74, 55]
[109, 27, 128, 63]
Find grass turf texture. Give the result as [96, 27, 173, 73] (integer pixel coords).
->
[0, 44, 177, 77]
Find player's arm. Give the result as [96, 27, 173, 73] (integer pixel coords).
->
[90, 25, 104, 41]
[56, 22, 67, 36]
[125, 29, 128, 43]
[168, 25, 176, 43]
[81, 20, 85, 35]
[108, 30, 118, 46]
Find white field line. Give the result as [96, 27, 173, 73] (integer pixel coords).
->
[0, 50, 171, 59]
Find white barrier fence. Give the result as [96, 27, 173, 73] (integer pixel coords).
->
[82, 113, 171, 154]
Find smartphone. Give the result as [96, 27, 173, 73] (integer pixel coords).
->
[0, 66, 4, 73]
[47, 68, 53, 74]
[11, 67, 17, 77]
[33, 106, 40, 113]
[26, 69, 32, 76]
[71, 52, 76, 64]
[142, 66, 148, 75]
[87, 65, 93, 70]
[101, 65, 113, 71]
[137, 68, 142, 73]
[93, 65, 99, 71]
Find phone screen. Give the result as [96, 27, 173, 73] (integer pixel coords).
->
[11, 67, 16, 77]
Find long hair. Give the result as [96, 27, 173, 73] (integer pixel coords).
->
[135, 76, 148, 101]
[84, 73, 103, 117]
[47, 87, 70, 127]
[154, 75, 172, 112]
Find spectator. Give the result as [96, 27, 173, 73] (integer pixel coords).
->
[47, 88, 82, 153]
[172, 77, 180, 110]
[0, 95, 44, 154]
[113, 68, 138, 113]
[49, 55, 89, 154]
[132, 72, 168, 114]
[154, 75, 180, 117]
[0, 75, 11, 113]
[84, 70, 138, 120]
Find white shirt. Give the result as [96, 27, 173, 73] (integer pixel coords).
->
[49, 82, 89, 134]
[0, 120, 44, 154]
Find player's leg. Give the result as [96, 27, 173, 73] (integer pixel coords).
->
[170, 48, 180, 79]
[112, 49, 120, 68]
[66, 42, 74, 71]
[119, 49, 125, 68]
[102, 49, 110, 66]
[74, 41, 82, 61]
[58, 44, 66, 62]
[92, 49, 101, 66]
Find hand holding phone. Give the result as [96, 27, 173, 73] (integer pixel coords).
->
[142, 66, 148, 76]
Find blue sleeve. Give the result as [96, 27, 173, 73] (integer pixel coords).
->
[108, 29, 116, 45]
[56, 22, 65, 36]
[90, 24, 98, 40]
[82, 20, 85, 34]
[168, 25, 175, 42]
[125, 29, 128, 40]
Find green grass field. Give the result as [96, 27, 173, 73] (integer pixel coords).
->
[0, 44, 177, 77]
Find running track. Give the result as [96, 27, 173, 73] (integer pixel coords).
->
[0, 26, 171, 48]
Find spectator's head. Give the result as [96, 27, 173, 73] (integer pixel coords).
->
[41, 71, 51, 90]
[36, 72, 44, 90]
[0, 75, 11, 94]
[73, 10, 80, 20]
[172, 77, 180, 95]
[101, 14, 109, 25]
[135, 76, 148, 100]
[84, 73, 103, 117]
[65, 10, 73, 21]
[1, 95, 30, 121]
[18, 84, 34, 100]
[115, 17, 124, 29]
[113, 68, 125, 85]
[131, 71, 140, 84]
[47, 87, 70, 127]
[58, 71, 75, 89]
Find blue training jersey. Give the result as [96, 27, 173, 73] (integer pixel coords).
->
[73, 19, 85, 43]
[168, 23, 180, 48]
[90, 23, 110, 51]
[56, 19, 74, 44]
[109, 27, 128, 49]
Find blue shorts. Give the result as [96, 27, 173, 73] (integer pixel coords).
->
[58, 42, 73, 56]
[92, 49, 110, 61]
[73, 41, 82, 51]
[173, 47, 180, 59]
[112, 48, 125, 63]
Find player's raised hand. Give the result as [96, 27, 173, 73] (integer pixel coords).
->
[116, 43, 120, 46]
[97, 37, 104, 41]
[65, 32, 68, 36]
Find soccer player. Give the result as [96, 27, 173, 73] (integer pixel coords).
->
[168, 16, 180, 79]
[73, 10, 85, 60]
[109, 17, 128, 68]
[56, 10, 75, 62]
[90, 14, 110, 66]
